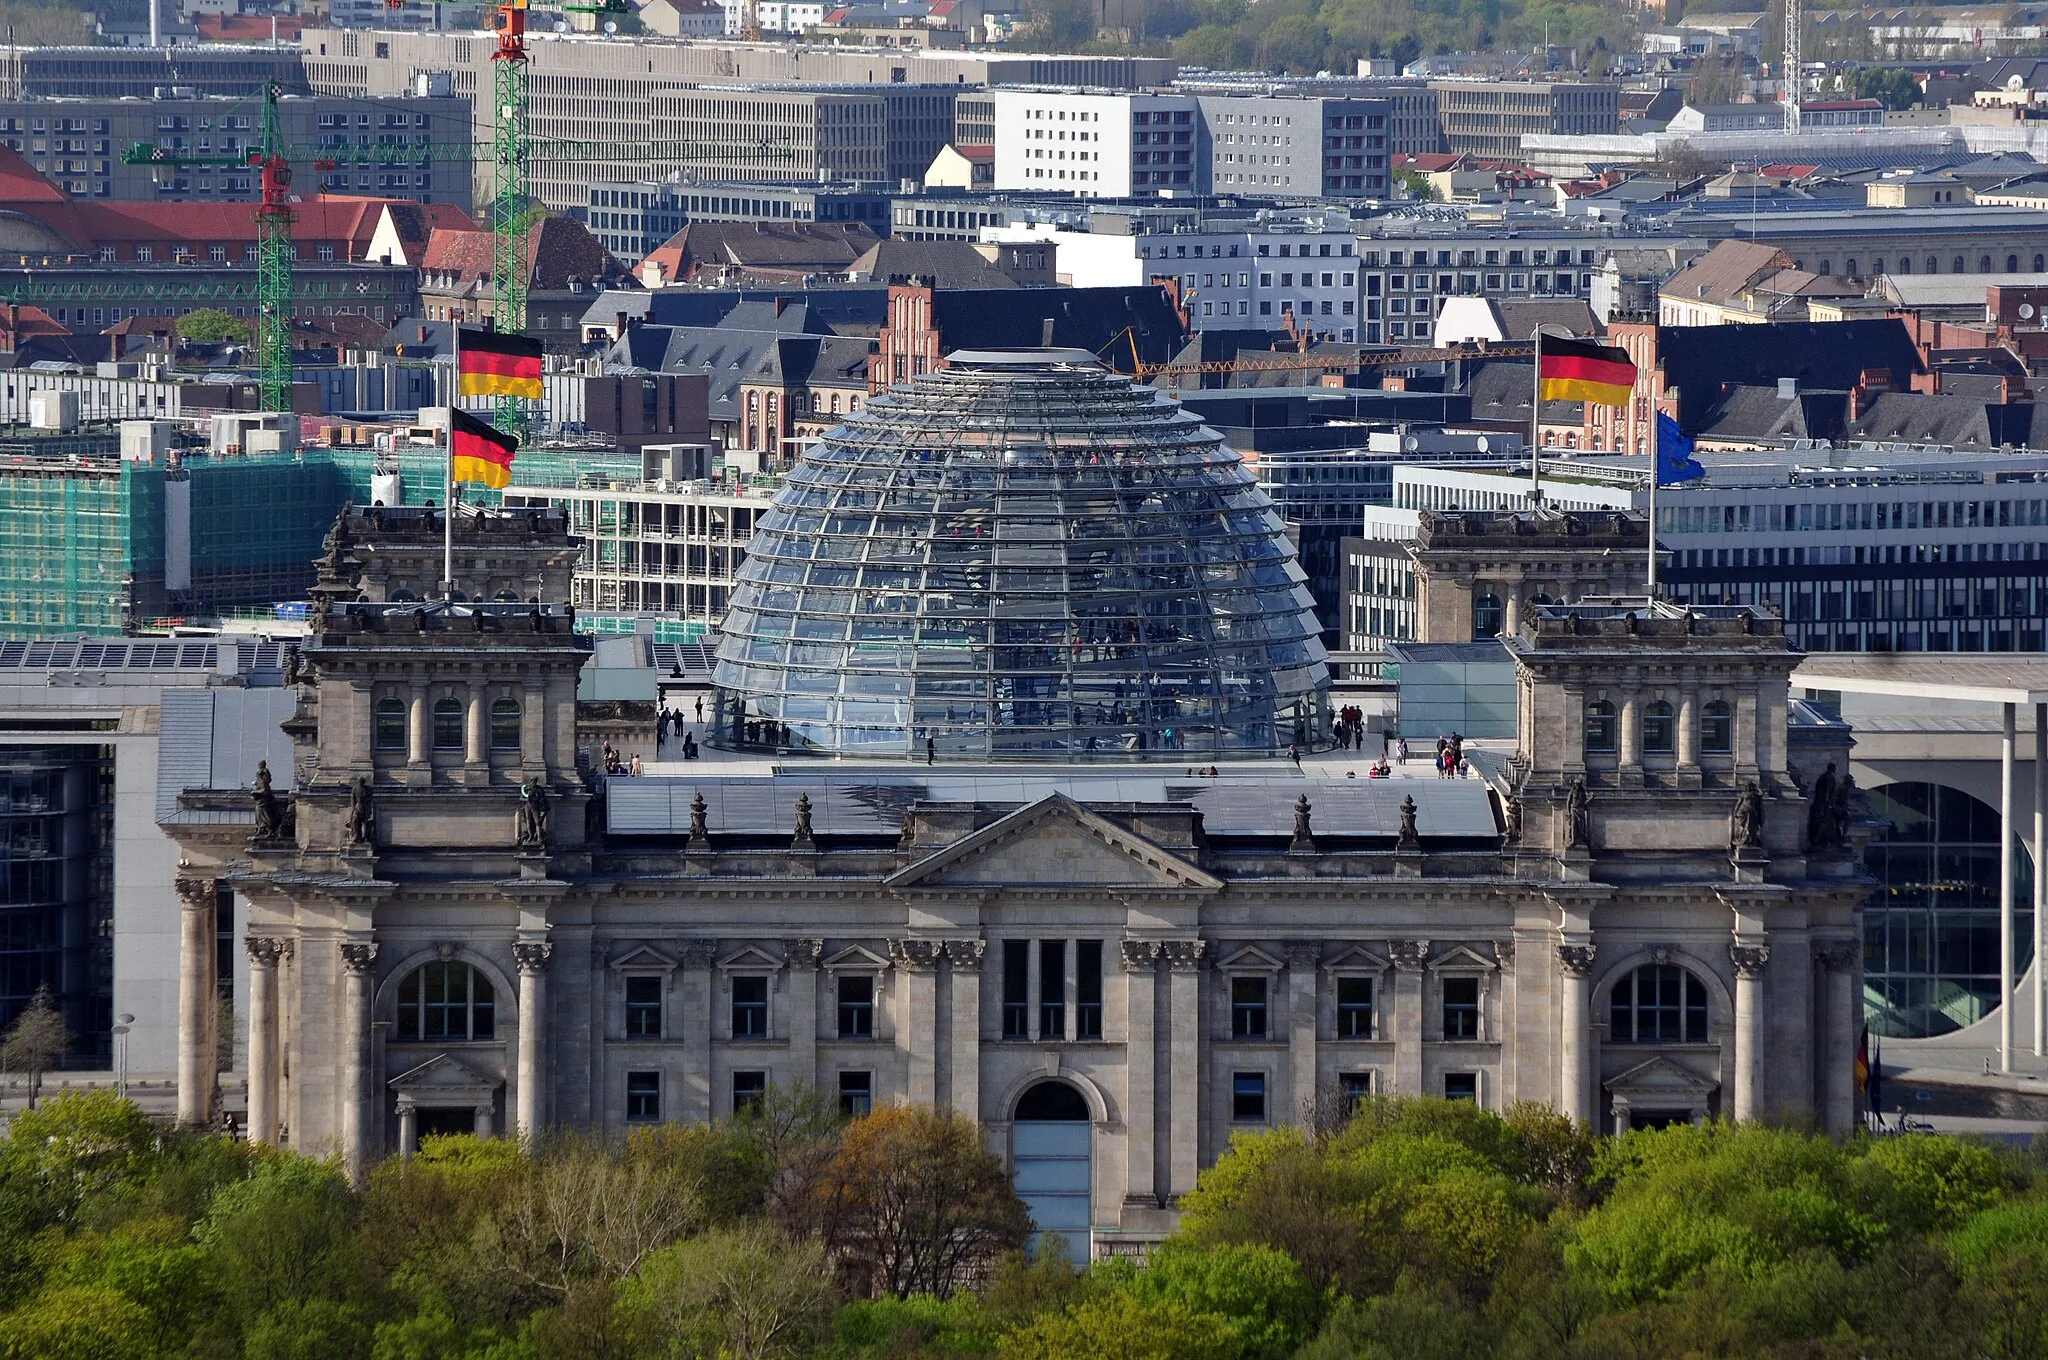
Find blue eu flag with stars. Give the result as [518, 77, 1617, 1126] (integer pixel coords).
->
[1655, 412, 1705, 486]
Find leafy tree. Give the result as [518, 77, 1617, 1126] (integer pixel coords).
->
[243, 1297, 373, 1360]
[816, 1106, 1031, 1299]
[474, 1133, 704, 1297]
[1115, 1242, 1320, 1360]
[1018, 0, 1096, 47]
[621, 1224, 835, 1360]
[0, 987, 73, 1109]
[0, 1284, 154, 1360]
[1847, 66, 1922, 111]
[998, 1291, 1240, 1360]
[194, 1156, 365, 1325]
[0, 1091, 160, 1230]
[175, 307, 249, 345]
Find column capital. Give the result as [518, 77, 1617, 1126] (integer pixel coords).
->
[512, 940, 554, 975]
[787, 937, 823, 969]
[1285, 941, 1321, 970]
[1556, 942, 1597, 978]
[1730, 942, 1772, 978]
[1119, 938, 1160, 973]
[1159, 938, 1207, 972]
[1388, 938, 1431, 972]
[176, 875, 216, 910]
[245, 936, 286, 968]
[340, 939, 379, 975]
[941, 938, 986, 970]
[1815, 940, 1859, 973]
[889, 938, 943, 971]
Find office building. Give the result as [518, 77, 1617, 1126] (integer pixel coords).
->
[990, 89, 1205, 197]
[1429, 79, 1620, 158]
[1194, 94, 1391, 198]
[0, 43, 307, 100]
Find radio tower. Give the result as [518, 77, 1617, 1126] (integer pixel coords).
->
[1783, 0, 1802, 132]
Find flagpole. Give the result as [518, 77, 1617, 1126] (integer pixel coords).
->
[1529, 327, 1543, 507]
[445, 321, 458, 603]
[1647, 431, 1658, 600]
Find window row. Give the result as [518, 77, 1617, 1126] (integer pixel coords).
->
[372, 695, 523, 752]
[1584, 698, 1734, 757]
[625, 1068, 875, 1122]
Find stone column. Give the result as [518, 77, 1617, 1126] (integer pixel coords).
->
[1120, 940, 1160, 1208]
[1557, 943, 1596, 1125]
[1561, 683, 1587, 776]
[1162, 939, 1205, 1202]
[1817, 941, 1858, 1134]
[1731, 941, 1770, 1122]
[1734, 682, 1760, 780]
[943, 939, 985, 1120]
[175, 876, 216, 1127]
[397, 1099, 417, 1158]
[521, 679, 547, 772]
[465, 684, 487, 767]
[473, 1102, 494, 1137]
[1286, 942, 1319, 1123]
[681, 941, 718, 1123]
[514, 940, 553, 1140]
[245, 936, 284, 1146]
[1676, 687, 1698, 768]
[1618, 689, 1642, 782]
[339, 939, 378, 1181]
[1389, 939, 1428, 1097]
[407, 683, 429, 768]
[891, 939, 941, 1108]
[787, 939, 821, 1098]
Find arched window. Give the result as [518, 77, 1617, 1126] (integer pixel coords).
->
[1609, 964, 1709, 1043]
[1700, 699, 1733, 754]
[1642, 699, 1675, 754]
[1584, 699, 1618, 755]
[1818, 258, 1832, 275]
[432, 697, 463, 750]
[1872, 258, 1885, 275]
[2035, 254, 2044, 272]
[374, 697, 406, 751]
[1980, 255, 1994, 273]
[1897, 257, 1910, 275]
[396, 962, 496, 1041]
[1843, 258, 1858, 276]
[1472, 592, 1503, 637]
[1956, 256, 1968, 273]
[2009, 255, 2021, 273]
[1927, 255, 1939, 274]
[489, 698, 522, 751]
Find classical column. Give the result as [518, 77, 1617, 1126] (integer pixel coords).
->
[175, 876, 216, 1127]
[473, 1102, 494, 1137]
[1618, 689, 1642, 784]
[1286, 942, 1320, 1123]
[521, 679, 547, 772]
[245, 936, 285, 1146]
[681, 940, 718, 1123]
[1557, 943, 1596, 1125]
[514, 940, 553, 1140]
[1730, 941, 1771, 1122]
[943, 939, 985, 1120]
[1120, 940, 1160, 1208]
[396, 1099, 418, 1158]
[465, 684, 488, 767]
[1817, 941, 1858, 1134]
[1734, 682, 1760, 780]
[407, 683, 429, 767]
[339, 938, 378, 1180]
[1675, 688, 1698, 768]
[1388, 939, 1428, 1097]
[891, 939, 942, 1108]
[1161, 939, 1204, 1202]
[787, 939, 821, 1099]
[1561, 683, 1587, 777]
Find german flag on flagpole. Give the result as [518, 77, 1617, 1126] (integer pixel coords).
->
[1538, 335, 1637, 407]
[450, 406, 519, 490]
[456, 326, 544, 400]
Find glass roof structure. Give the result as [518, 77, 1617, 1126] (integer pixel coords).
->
[711, 349, 1330, 759]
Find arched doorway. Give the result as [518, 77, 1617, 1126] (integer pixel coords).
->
[1013, 1080, 1090, 1256]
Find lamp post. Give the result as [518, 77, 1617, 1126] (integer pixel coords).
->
[113, 1014, 134, 1100]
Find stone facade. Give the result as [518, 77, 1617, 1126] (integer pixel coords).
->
[162, 509, 1869, 1253]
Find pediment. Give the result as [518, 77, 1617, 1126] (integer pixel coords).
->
[1606, 1055, 1719, 1096]
[610, 944, 678, 973]
[718, 944, 785, 972]
[885, 794, 1221, 893]
[388, 1053, 499, 1092]
[1214, 944, 1285, 972]
[1323, 945, 1391, 974]
[1431, 943, 1501, 973]
[823, 944, 891, 973]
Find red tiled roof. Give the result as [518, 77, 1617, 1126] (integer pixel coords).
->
[0, 304, 68, 339]
[953, 145, 994, 161]
[194, 13, 306, 40]
[421, 215, 626, 290]
[0, 143, 72, 205]
[1760, 163, 1821, 179]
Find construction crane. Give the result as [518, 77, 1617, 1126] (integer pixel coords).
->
[1112, 340, 1536, 386]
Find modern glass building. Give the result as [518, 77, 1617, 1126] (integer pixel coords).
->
[712, 349, 1330, 758]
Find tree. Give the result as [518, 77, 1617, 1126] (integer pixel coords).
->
[0, 1285, 154, 1360]
[194, 1157, 365, 1325]
[174, 308, 250, 345]
[999, 1292, 1241, 1360]
[0, 1091, 160, 1229]
[475, 1134, 704, 1297]
[1847, 66, 1923, 111]
[815, 1106, 1030, 1299]
[1018, 0, 1096, 48]
[1118, 1242, 1320, 1360]
[622, 1224, 836, 1360]
[1, 986, 73, 1109]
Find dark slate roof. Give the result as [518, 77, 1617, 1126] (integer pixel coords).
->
[636, 286, 888, 334]
[1655, 319, 1926, 428]
[680, 220, 880, 270]
[1845, 390, 2039, 449]
[929, 286, 1187, 366]
[848, 239, 1020, 289]
[1692, 384, 1848, 444]
[1464, 359, 1582, 425]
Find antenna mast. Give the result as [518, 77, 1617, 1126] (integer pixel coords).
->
[1783, 0, 1802, 133]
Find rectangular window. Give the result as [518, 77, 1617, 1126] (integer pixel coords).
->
[731, 975, 768, 1037]
[1444, 1072, 1478, 1102]
[1039, 939, 1065, 1039]
[1340, 1071, 1371, 1112]
[837, 975, 874, 1038]
[626, 1071, 660, 1122]
[838, 1070, 872, 1117]
[1002, 939, 1029, 1039]
[1232, 1071, 1267, 1121]
[732, 1070, 767, 1114]
[1336, 976, 1374, 1037]
[1076, 939, 1103, 1040]
[625, 976, 663, 1038]
[1443, 977, 1480, 1039]
[1231, 976, 1269, 1038]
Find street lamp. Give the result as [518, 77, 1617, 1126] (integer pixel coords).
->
[112, 1014, 134, 1100]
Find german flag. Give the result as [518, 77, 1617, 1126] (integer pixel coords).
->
[1538, 335, 1636, 408]
[450, 406, 518, 489]
[457, 326, 544, 400]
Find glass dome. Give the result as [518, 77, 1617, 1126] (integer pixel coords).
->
[711, 349, 1330, 759]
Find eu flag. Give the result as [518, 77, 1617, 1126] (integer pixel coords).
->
[1655, 412, 1706, 486]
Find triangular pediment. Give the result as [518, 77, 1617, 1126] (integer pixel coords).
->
[1606, 1056, 1719, 1096]
[610, 945, 678, 973]
[388, 1053, 498, 1092]
[1431, 943, 1500, 973]
[1214, 944, 1285, 972]
[718, 944, 785, 972]
[823, 944, 891, 973]
[885, 794, 1221, 892]
[1323, 945, 1391, 974]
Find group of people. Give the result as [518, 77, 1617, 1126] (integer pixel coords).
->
[1435, 733, 1471, 779]
[654, 707, 700, 760]
[1332, 704, 1371, 751]
[599, 741, 643, 778]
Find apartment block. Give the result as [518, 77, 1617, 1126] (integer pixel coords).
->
[1195, 95, 1390, 198]
[991, 89, 1204, 197]
[1429, 79, 1619, 158]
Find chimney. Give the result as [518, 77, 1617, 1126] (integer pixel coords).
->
[1848, 382, 1872, 421]
[1040, 316, 1055, 346]
[1777, 377, 1798, 400]
[615, 311, 628, 336]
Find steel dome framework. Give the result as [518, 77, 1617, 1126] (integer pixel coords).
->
[711, 350, 1330, 759]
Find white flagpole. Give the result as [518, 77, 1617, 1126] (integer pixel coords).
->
[1647, 427, 1659, 599]
[1530, 327, 1543, 506]
[445, 322, 458, 602]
